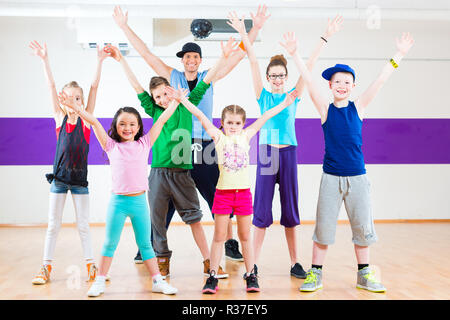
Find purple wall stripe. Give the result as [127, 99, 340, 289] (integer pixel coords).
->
[0, 118, 449, 165]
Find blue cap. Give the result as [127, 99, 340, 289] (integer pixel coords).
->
[322, 64, 355, 81]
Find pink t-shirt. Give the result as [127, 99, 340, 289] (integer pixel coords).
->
[105, 134, 152, 195]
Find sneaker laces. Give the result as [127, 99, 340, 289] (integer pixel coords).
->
[207, 270, 217, 282]
[36, 266, 50, 280]
[88, 264, 97, 279]
[363, 269, 380, 284]
[304, 270, 318, 284]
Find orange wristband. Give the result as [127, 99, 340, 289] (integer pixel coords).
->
[239, 41, 245, 51]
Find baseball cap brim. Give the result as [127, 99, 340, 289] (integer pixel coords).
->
[322, 66, 355, 81]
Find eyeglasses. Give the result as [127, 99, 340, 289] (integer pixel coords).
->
[267, 74, 287, 80]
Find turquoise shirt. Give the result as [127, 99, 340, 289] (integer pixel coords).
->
[170, 69, 214, 140]
[257, 87, 300, 146]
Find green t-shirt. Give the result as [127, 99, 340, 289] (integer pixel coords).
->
[138, 80, 210, 169]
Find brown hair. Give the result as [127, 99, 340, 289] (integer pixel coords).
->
[266, 54, 288, 76]
[219, 105, 246, 130]
[61, 81, 84, 114]
[149, 76, 170, 94]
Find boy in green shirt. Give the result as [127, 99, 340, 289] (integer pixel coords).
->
[106, 40, 239, 279]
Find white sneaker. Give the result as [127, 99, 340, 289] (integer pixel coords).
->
[87, 279, 105, 297]
[152, 280, 178, 295]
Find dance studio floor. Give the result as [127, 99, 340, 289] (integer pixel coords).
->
[1, 222, 449, 300]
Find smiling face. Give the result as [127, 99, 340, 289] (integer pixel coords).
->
[267, 65, 288, 93]
[151, 84, 171, 109]
[116, 112, 140, 142]
[221, 112, 245, 136]
[329, 72, 355, 101]
[182, 52, 202, 73]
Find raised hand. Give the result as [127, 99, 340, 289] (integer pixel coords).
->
[285, 89, 298, 106]
[226, 11, 247, 35]
[250, 4, 271, 30]
[104, 44, 122, 61]
[220, 36, 241, 58]
[279, 31, 298, 56]
[29, 40, 48, 60]
[113, 6, 128, 29]
[396, 32, 414, 55]
[97, 45, 111, 62]
[164, 86, 188, 103]
[323, 15, 343, 40]
[58, 91, 77, 111]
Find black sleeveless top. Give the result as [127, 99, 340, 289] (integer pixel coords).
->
[46, 115, 89, 187]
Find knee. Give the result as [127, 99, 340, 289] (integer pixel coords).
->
[213, 229, 228, 243]
[237, 230, 250, 242]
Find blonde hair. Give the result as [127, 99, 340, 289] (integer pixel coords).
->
[219, 105, 247, 130]
[61, 81, 85, 114]
[266, 54, 288, 76]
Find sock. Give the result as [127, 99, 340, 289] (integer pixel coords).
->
[152, 273, 163, 283]
[86, 259, 95, 264]
[43, 260, 52, 266]
[312, 264, 323, 270]
[96, 275, 106, 282]
[358, 264, 369, 270]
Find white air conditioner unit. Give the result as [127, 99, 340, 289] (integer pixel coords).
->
[75, 17, 153, 52]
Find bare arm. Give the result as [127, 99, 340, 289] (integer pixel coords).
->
[113, 6, 172, 80]
[29, 41, 64, 124]
[294, 15, 344, 97]
[355, 32, 414, 116]
[280, 32, 329, 123]
[105, 45, 145, 94]
[147, 99, 178, 146]
[245, 90, 298, 140]
[166, 86, 221, 142]
[227, 13, 263, 99]
[85, 45, 110, 115]
[213, 5, 271, 83]
[58, 91, 108, 150]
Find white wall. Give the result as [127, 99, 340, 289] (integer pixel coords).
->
[0, 16, 449, 224]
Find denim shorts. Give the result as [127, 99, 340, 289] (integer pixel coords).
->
[50, 179, 89, 195]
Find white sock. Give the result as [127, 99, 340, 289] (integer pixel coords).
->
[152, 273, 163, 283]
[96, 275, 106, 282]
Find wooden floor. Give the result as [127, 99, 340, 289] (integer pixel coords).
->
[1, 222, 449, 300]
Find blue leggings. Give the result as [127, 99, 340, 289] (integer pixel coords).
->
[102, 193, 156, 261]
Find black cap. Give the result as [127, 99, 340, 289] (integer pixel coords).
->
[176, 42, 202, 58]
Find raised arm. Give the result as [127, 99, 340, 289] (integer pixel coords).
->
[280, 32, 329, 123]
[29, 41, 64, 124]
[227, 12, 263, 99]
[147, 99, 178, 146]
[85, 45, 110, 115]
[113, 6, 173, 80]
[213, 5, 270, 83]
[294, 15, 343, 96]
[355, 32, 414, 115]
[105, 44, 145, 94]
[166, 86, 221, 142]
[245, 90, 298, 140]
[58, 91, 108, 150]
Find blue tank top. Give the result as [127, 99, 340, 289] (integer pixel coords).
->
[170, 69, 214, 140]
[322, 101, 366, 176]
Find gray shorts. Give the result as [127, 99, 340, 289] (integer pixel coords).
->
[313, 172, 378, 246]
[148, 167, 203, 258]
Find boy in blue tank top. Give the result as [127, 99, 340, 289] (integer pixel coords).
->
[280, 31, 414, 293]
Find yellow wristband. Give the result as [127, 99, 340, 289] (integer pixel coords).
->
[390, 58, 398, 69]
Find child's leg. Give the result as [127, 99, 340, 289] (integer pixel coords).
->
[43, 191, 68, 264]
[284, 227, 298, 266]
[312, 241, 328, 265]
[71, 192, 94, 263]
[209, 214, 230, 274]
[99, 195, 128, 276]
[189, 222, 210, 260]
[236, 215, 254, 274]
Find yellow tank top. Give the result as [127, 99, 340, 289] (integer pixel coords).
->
[215, 131, 251, 190]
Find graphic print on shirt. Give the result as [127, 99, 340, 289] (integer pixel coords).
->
[222, 141, 249, 173]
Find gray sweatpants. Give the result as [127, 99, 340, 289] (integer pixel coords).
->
[148, 168, 203, 258]
[313, 172, 378, 246]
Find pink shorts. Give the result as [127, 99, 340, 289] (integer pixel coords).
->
[212, 188, 253, 216]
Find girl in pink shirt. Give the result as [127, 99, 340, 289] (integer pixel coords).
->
[58, 91, 179, 297]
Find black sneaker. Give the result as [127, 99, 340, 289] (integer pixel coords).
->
[202, 273, 218, 294]
[290, 262, 307, 279]
[246, 273, 260, 292]
[225, 239, 244, 261]
[134, 251, 143, 264]
[243, 264, 258, 280]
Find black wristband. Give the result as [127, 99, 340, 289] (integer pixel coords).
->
[321, 36, 328, 43]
